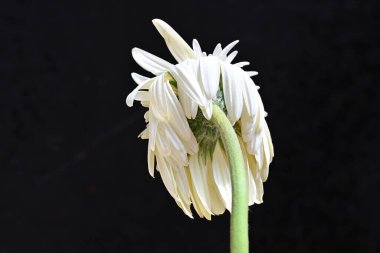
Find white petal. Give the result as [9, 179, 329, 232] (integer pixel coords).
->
[131, 72, 150, 85]
[148, 149, 155, 177]
[177, 82, 194, 118]
[148, 113, 158, 151]
[191, 102, 198, 119]
[150, 76, 169, 120]
[192, 39, 203, 58]
[238, 136, 258, 205]
[170, 63, 206, 106]
[132, 48, 173, 75]
[173, 168, 193, 218]
[234, 61, 250, 68]
[221, 62, 243, 122]
[155, 126, 171, 156]
[163, 126, 187, 165]
[134, 91, 150, 102]
[261, 121, 274, 182]
[205, 156, 225, 215]
[126, 77, 155, 107]
[152, 19, 196, 62]
[156, 156, 178, 200]
[138, 128, 149, 139]
[247, 71, 258, 77]
[199, 56, 220, 100]
[212, 142, 232, 211]
[163, 80, 193, 141]
[225, 50, 238, 63]
[241, 75, 259, 117]
[218, 40, 239, 60]
[249, 155, 264, 203]
[188, 154, 212, 214]
[200, 101, 213, 120]
[212, 43, 222, 56]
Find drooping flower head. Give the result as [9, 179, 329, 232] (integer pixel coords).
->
[126, 19, 274, 220]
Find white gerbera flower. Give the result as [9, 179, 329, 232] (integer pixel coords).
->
[126, 19, 274, 220]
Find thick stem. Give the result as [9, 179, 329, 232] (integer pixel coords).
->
[210, 104, 249, 253]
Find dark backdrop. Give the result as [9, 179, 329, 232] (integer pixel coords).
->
[1, 0, 379, 252]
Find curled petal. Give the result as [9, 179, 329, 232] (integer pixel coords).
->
[132, 48, 173, 75]
[131, 72, 150, 85]
[225, 50, 238, 63]
[218, 40, 239, 60]
[126, 77, 155, 107]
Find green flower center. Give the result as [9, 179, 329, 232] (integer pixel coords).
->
[188, 89, 227, 158]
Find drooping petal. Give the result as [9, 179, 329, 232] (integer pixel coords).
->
[163, 80, 193, 141]
[163, 125, 188, 166]
[260, 120, 274, 182]
[238, 136, 259, 205]
[150, 76, 169, 121]
[173, 167, 193, 218]
[199, 56, 220, 100]
[241, 75, 259, 117]
[138, 128, 149, 139]
[148, 112, 158, 151]
[205, 156, 226, 215]
[177, 81, 198, 121]
[188, 154, 213, 215]
[247, 154, 264, 203]
[212, 142, 232, 211]
[221, 62, 243, 123]
[132, 48, 173, 75]
[155, 126, 171, 156]
[148, 149, 155, 177]
[152, 19, 196, 62]
[156, 155, 177, 200]
[126, 77, 155, 107]
[170, 62, 207, 106]
[186, 164, 212, 220]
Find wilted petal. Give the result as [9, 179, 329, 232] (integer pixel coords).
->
[132, 48, 173, 75]
[126, 77, 155, 107]
[131, 72, 150, 85]
[221, 62, 243, 123]
[212, 142, 232, 211]
[152, 19, 196, 62]
[170, 63, 207, 106]
[148, 149, 155, 177]
[188, 154, 213, 215]
[199, 56, 220, 100]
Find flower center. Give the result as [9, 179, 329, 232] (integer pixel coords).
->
[188, 89, 227, 157]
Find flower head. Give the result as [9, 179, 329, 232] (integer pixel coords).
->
[126, 19, 274, 220]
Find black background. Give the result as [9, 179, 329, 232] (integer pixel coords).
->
[1, 0, 379, 252]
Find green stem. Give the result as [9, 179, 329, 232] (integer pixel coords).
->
[210, 104, 249, 253]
